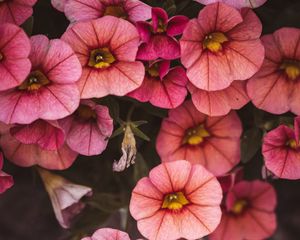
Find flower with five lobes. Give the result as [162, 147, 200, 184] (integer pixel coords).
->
[195, 0, 268, 9]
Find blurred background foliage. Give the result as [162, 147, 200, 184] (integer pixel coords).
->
[1, 0, 300, 239]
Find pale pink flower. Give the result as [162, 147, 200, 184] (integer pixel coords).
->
[195, 0, 268, 9]
[82, 228, 130, 240]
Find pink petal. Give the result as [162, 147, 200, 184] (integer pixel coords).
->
[152, 7, 168, 32]
[136, 21, 152, 43]
[51, 0, 68, 12]
[88, 228, 130, 240]
[195, 0, 267, 9]
[29, 35, 50, 69]
[125, 0, 151, 22]
[167, 15, 189, 37]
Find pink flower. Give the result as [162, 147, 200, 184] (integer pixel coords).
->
[0, 120, 78, 170]
[217, 167, 243, 193]
[62, 16, 144, 98]
[64, 0, 151, 23]
[195, 0, 267, 9]
[188, 80, 249, 116]
[136, 7, 189, 60]
[0, 0, 37, 25]
[156, 100, 242, 176]
[82, 228, 130, 240]
[180, 4, 264, 91]
[130, 160, 222, 240]
[0, 152, 14, 194]
[0, 23, 31, 91]
[128, 60, 188, 109]
[210, 180, 277, 240]
[247, 27, 300, 115]
[38, 168, 92, 228]
[0, 35, 82, 124]
[59, 100, 113, 156]
[262, 116, 300, 179]
[51, 0, 69, 12]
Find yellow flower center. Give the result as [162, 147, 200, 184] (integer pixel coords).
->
[183, 124, 210, 145]
[162, 192, 189, 211]
[103, 5, 128, 19]
[18, 70, 50, 91]
[280, 60, 300, 80]
[88, 48, 116, 69]
[76, 104, 97, 121]
[231, 199, 248, 215]
[287, 139, 300, 149]
[203, 32, 228, 53]
[147, 63, 160, 77]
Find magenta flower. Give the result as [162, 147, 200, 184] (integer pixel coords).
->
[0, 23, 31, 91]
[136, 7, 189, 61]
[64, 0, 151, 23]
[247, 27, 300, 115]
[128, 60, 188, 109]
[0, 35, 82, 124]
[0, 120, 78, 170]
[130, 160, 222, 240]
[189, 81, 249, 116]
[62, 16, 144, 98]
[180, 4, 264, 91]
[59, 100, 113, 156]
[195, 0, 268, 9]
[156, 100, 242, 176]
[82, 228, 130, 240]
[51, 0, 69, 12]
[0, 152, 14, 194]
[0, 0, 37, 25]
[262, 116, 300, 179]
[210, 180, 277, 240]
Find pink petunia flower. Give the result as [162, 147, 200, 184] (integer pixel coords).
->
[210, 180, 277, 240]
[156, 100, 242, 176]
[247, 27, 300, 115]
[62, 16, 144, 98]
[188, 80, 250, 116]
[262, 116, 300, 180]
[130, 160, 222, 240]
[0, 35, 82, 124]
[180, 4, 264, 91]
[0, 152, 14, 194]
[38, 167, 92, 229]
[195, 0, 268, 9]
[51, 0, 69, 12]
[0, 0, 37, 25]
[0, 120, 78, 170]
[136, 7, 189, 61]
[0, 23, 31, 91]
[64, 0, 151, 23]
[128, 60, 188, 109]
[82, 228, 130, 240]
[59, 100, 113, 156]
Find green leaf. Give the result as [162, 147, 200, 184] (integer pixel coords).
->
[241, 127, 263, 163]
[131, 125, 150, 141]
[131, 120, 148, 127]
[110, 126, 125, 139]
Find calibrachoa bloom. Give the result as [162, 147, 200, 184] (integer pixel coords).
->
[0, 0, 37, 25]
[188, 80, 249, 116]
[51, 0, 69, 12]
[59, 100, 113, 156]
[262, 116, 300, 180]
[128, 60, 188, 109]
[156, 100, 242, 176]
[62, 16, 145, 98]
[180, 4, 264, 91]
[0, 120, 78, 170]
[136, 7, 189, 61]
[0, 152, 14, 194]
[0, 35, 82, 124]
[195, 0, 268, 9]
[210, 180, 277, 240]
[38, 168, 92, 229]
[130, 160, 222, 240]
[247, 27, 300, 115]
[64, 0, 151, 23]
[82, 228, 130, 240]
[0, 23, 31, 91]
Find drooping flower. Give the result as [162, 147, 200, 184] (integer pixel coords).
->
[156, 100, 242, 176]
[0, 120, 78, 170]
[38, 167, 92, 229]
[0, 35, 82, 124]
[51, 0, 69, 12]
[210, 180, 277, 240]
[0, 0, 37, 25]
[59, 100, 113, 156]
[136, 7, 189, 61]
[195, 0, 268, 9]
[247, 27, 300, 115]
[62, 16, 144, 98]
[82, 228, 130, 240]
[0, 23, 31, 91]
[64, 0, 151, 23]
[262, 116, 300, 180]
[130, 160, 222, 240]
[180, 4, 264, 91]
[188, 80, 249, 116]
[0, 152, 14, 194]
[128, 60, 188, 109]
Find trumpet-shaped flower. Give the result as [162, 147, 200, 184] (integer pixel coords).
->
[82, 228, 130, 240]
[195, 0, 268, 9]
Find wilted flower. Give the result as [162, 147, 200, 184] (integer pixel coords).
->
[0, 152, 14, 194]
[82, 228, 130, 240]
[195, 0, 268, 9]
